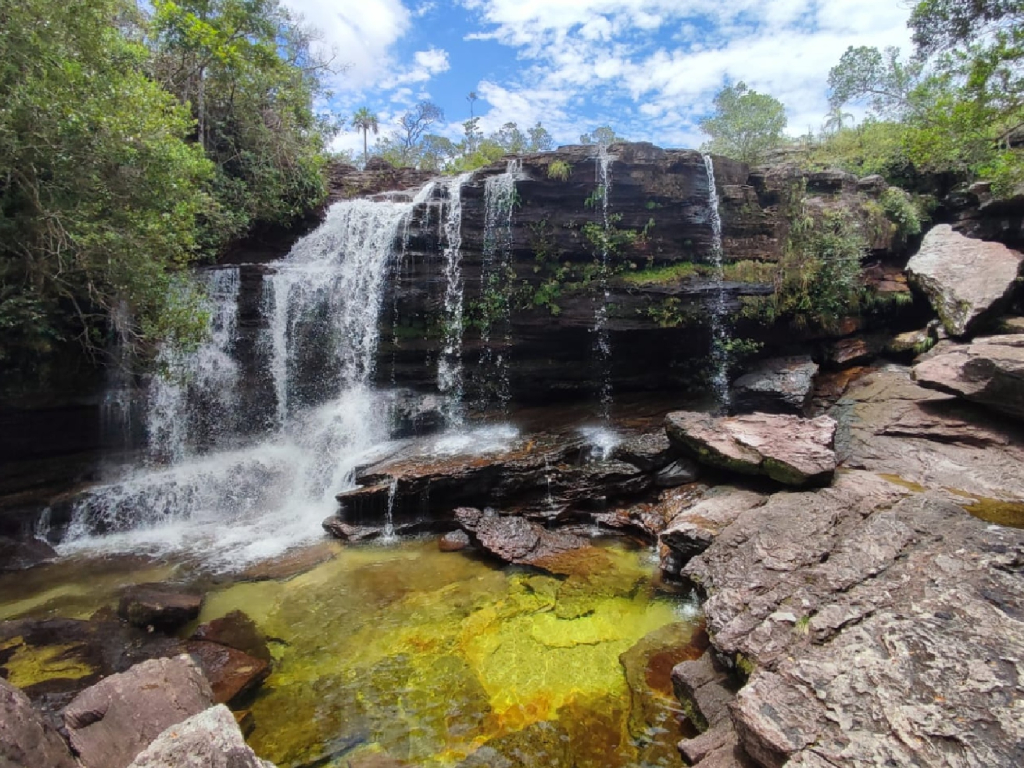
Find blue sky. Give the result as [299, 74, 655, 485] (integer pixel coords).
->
[282, 0, 914, 156]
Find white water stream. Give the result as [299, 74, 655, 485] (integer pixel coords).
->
[702, 154, 732, 411]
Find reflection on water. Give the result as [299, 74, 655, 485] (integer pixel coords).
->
[0, 539, 703, 768]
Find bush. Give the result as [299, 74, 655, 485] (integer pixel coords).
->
[547, 160, 572, 181]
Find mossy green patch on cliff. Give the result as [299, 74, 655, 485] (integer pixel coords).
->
[622, 262, 707, 285]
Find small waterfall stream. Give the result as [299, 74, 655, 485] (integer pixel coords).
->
[437, 173, 473, 425]
[476, 159, 521, 411]
[592, 146, 616, 418]
[702, 154, 732, 411]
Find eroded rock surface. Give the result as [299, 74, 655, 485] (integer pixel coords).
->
[118, 585, 203, 632]
[913, 334, 1024, 419]
[0, 677, 77, 768]
[906, 224, 1023, 337]
[454, 508, 588, 572]
[64, 655, 214, 768]
[126, 704, 274, 768]
[666, 411, 836, 486]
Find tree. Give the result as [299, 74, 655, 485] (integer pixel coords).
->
[399, 102, 444, 161]
[528, 123, 554, 151]
[699, 82, 788, 165]
[350, 107, 379, 166]
[827, 46, 922, 119]
[822, 105, 855, 135]
[580, 126, 625, 145]
[467, 91, 478, 117]
[0, 0, 212, 367]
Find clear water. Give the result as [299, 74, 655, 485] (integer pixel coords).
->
[702, 154, 732, 412]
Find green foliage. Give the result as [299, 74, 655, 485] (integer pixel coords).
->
[623, 262, 705, 285]
[699, 82, 788, 165]
[645, 298, 703, 328]
[721, 338, 764, 361]
[0, 0, 213, 365]
[804, 120, 911, 180]
[828, 46, 922, 119]
[547, 160, 573, 181]
[350, 107, 379, 166]
[879, 188, 924, 237]
[579, 126, 625, 145]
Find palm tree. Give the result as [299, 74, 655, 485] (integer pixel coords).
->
[823, 105, 854, 136]
[350, 107, 379, 166]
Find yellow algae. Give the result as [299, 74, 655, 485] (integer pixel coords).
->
[0, 637, 95, 689]
[878, 473, 927, 493]
[944, 489, 1024, 529]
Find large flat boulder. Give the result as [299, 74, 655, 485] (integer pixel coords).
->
[64, 655, 214, 768]
[454, 507, 588, 572]
[126, 704, 273, 768]
[665, 412, 837, 486]
[906, 224, 1023, 337]
[0, 677, 77, 768]
[913, 335, 1024, 419]
[731, 356, 818, 414]
[118, 584, 204, 632]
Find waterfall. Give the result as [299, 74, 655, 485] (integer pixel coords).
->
[592, 146, 615, 418]
[437, 173, 472, 425]
[702, 154, 732, 411]
[61, 197, 418, 569]
[476, 159, 521, 411]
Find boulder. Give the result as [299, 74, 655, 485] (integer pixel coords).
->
[185, 641, 270, 705]
[438, 529, 471, 552]
[0, 677, 78, 768]
[730, 356, 818, 414]
[611, 431, 676, 472]
[126, 704, 274, 768]
[912, 335, 1024, 419]
[191, 611, 272, 664]
[118, 585, 204, 632]
[659, 488, 768, 574]
[906, 224, 1023, 337]
[653, 458, 702, 487]
[64, 655, 214, 768]
[665, 411, 837, 486]
[454, 508, 589, 572]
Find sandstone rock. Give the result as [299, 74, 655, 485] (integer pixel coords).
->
[191, 611, 271, 664]
[0, 536, 57, 573]
[438, 529, 470, 552]
[730, 356, 818, 414]
[235, 542, 337, 582]
[885, 327, 932, 356]
[118, 584, 203, 631]
[671, 652, 738, 731]
[994, 315, 1024, 334]
[659, 488, 767, 573]
[0, 677, 77, 768]
[64, 655, 214, 768]
[906, 224, 1023, 337]
[126, 704, 274, 768]
[653, 458, 702, 487]
[913, 334, 1024, 419]
[665, 411, 837, 486]
[455, 509, 588, 571]
[611, 431, 675, 471]
[825, 334, 886, 367]
[185, 641, 270, 705]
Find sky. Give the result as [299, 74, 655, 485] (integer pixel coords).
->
[280, 0, 915, 156]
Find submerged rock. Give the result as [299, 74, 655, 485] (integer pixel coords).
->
[438, 529, 471, 552]
[0, 536, 58, 573]
[191, 611, 272, 664]
[730, 356, 818, 415]
[118, 585, 204, 632]
[665, 411, 837, 486]
[185, 641, 270, 706]
[913, 334, 1024, 419]
[906, 224, 1023, 337]
[64, 655, 214, 768]
[126, 704, 274, 768]
[0, 677, 78, 768]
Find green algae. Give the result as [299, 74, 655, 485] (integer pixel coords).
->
[195, 539, 698, 768]
[945, 489, 1024, 529]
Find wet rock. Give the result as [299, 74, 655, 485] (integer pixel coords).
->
[683, 469, 1024, 766]
[730, 356, 818, 415]
[653, 458, 702, 487]
[0, 536, 57, 573]
[118, 584, 203, 632]
[456, 509, 588, 571]
[672, 651, 739, 731]
[438, 529, 470, 552]
[906, 224, 1024, 337]
[665, 411, 837, 486]
[611, 431, 675, 471]
[236, 543, 337, 582]
[885, 327, 932, 356]
[192, 611, 271, 664]
[185, 641, 270, 705]
[64, 655, 214, 768]
[126, 704, 274, 768]
[0, 677, 77, 768]
[825, 334, 886, 367]
[913, 334, 1024, 419]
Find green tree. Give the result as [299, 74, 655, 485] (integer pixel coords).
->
[0, 0, 212, 367]
[528, 122, 554, 151]
[827, 46, 922, 119]
[699, 82, 788, 164]
[350, 107, 379, 166]
[823, 105, 855, 135]
[580, 126, 625, 145]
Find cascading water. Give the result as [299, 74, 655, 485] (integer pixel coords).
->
[437, 173, 473, 425]
[476, 159, 521, 411]
[592, 146, 616, 418]
[702, 153, 732, 411]
[62, 197, 418, 569]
